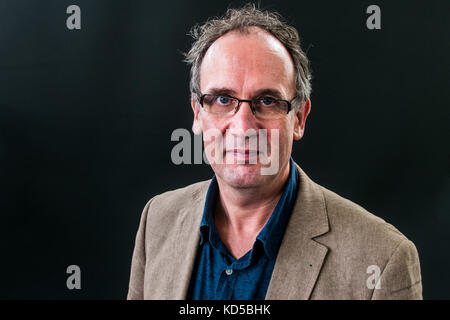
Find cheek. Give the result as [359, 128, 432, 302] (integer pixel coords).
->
[265, 121, 295, 161]
[200, 115, 227, 150]
[200, 113, 223, 131]
[266, 119, 294, 142]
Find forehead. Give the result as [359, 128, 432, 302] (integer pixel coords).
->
[199, 27, 295, 96]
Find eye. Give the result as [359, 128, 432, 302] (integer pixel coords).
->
[217, 95, 232, 105]
[260, 97, 276, 106]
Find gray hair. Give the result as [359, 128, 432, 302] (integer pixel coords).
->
[183, 3, 312, 110]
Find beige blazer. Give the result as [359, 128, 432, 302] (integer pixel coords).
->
[127, 163, 422, 300]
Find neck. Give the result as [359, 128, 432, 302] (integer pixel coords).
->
[214, 161, 291, 235]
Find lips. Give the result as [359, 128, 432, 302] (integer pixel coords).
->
[224, 149, 260, 163]
[225, 149, 259, 156]
[232, 149, 258, 154]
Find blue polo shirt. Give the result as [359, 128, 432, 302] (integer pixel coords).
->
[187, 158, 299, 300]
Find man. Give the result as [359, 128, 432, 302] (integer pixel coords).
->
[128, 5, 422, 300]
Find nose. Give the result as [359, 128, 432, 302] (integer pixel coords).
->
[228, 101, 258, 134]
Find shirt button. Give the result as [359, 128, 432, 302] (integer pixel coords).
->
[225, 268, 233, 275]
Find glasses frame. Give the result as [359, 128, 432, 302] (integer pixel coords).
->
[197, 93, 297, 117]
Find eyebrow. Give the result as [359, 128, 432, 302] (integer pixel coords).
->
[206, 87, 284, 99]
[207, 87, 238, 96]
[253, 89, 283, 99]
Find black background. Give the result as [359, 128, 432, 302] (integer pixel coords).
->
[0, 0, 449, 299]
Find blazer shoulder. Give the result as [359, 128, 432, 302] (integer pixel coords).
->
[317, 184, 412, 254]
[142, 179, 210, 225]
[309, 183, 422, 299]
[151, 179, 211, 206]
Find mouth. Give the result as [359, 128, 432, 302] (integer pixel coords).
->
[224, 149, 260, 162]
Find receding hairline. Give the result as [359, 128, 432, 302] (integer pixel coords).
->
[199, 26, 297, 95]
[203, 26, 295, 63]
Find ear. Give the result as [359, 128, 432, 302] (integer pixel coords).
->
[191, 96, 203, 135]
[293, 99, 311, 141]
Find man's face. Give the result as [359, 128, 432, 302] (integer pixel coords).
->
[191, 27, 310, 189]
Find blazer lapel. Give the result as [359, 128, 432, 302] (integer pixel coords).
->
[265, 164, 330, 300]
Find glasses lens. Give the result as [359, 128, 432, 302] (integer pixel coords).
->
[202, 95, 237, 115]
[253, 99, 289, 119]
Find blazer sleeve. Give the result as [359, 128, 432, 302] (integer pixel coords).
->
[371, 239, 423, 300]
[127, 198, 153, 300]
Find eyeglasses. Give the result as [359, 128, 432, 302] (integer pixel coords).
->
[198, 93, 297, 120]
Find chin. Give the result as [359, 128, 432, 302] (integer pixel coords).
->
[213, 163, 269, 189]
